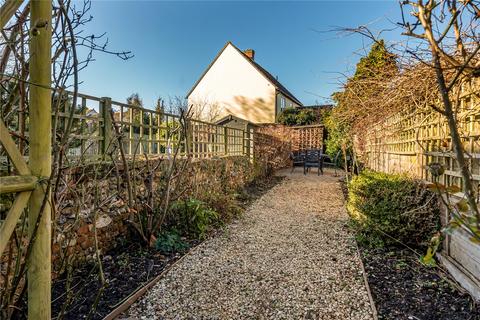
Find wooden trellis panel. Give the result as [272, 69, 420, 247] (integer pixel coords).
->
[2, 90, 253, 170]
[363, 78, 480, 190]
[291, 125, 324, 151]
[362, 79, 480, 296]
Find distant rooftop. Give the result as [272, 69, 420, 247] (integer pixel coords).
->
[300, 104, 334, 109]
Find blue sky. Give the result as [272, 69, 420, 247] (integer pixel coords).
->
[78, 1, 403, 108]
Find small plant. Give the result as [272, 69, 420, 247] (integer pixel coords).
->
[116, 253, 130, 270]
[395, 260, 408, 270]
[203, 192, 243, 223]
[155, 229, 190, 254]
[348, 170, 440, 248]
[169, 198, 219, 239]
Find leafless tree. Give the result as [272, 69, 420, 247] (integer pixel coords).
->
[398, 0, 479, 242]
[332, 0, 479, 243]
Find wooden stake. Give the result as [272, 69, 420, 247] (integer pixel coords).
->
[0, 0, 23, 29]
[28, 1, 52, 319]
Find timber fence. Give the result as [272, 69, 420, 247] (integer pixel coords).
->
[1, 90, 254, 169]
[362, 78, 480, 192]
[360, 78, 480, 295]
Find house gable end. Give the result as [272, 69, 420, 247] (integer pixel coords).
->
[187, 42, 273, 99]
[187, 43, 276, 123]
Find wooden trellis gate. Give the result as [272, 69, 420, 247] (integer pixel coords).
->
[0, 1, 52, 319]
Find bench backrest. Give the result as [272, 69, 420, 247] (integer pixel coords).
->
[290, 150, 305, 161]
[305, 149, 322, 162]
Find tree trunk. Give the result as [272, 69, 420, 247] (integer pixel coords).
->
[432, 52, 479, 225]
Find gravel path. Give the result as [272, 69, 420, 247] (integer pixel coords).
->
[125, 170, 373, 320]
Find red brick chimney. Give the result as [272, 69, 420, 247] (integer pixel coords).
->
[244, 49, 255, 60]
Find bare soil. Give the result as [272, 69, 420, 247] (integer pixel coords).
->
[360, 246, 480, 320]
[51, 243, 181, 320]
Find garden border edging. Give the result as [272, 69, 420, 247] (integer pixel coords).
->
[355, 243, 379, 320]
[102, 243, 203, 320]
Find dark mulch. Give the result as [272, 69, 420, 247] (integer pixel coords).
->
[14, 174, 284, 320]
[51, 242, 186, 320]
[360, 246, 480, 320]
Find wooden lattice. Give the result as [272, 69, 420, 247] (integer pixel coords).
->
[291, 125, 324, 151]
[363, 78, 480, 191]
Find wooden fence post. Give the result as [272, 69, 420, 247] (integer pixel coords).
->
[28, 1, 52, 319]
[100, 97, 113, 156]
[224, 126, 228, 156]
[244, 124, 251, 159]
[185, 118, 192, 155]
[139, 108, 144, 154]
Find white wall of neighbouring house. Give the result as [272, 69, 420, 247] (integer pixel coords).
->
[188, 43, 276, 123]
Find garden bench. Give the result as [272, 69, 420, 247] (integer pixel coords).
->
[322, 150, 342, 176]
[303, 149, 324, 175]
[290, 151, 305, 173]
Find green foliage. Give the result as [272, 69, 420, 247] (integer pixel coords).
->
[201, 191, 243, 224]
[348, 170, 440, 248]
[155, 229, 190, 254]
[325, 40, 398, 164]
[126, 93, 143, 108]
[277, 107, 298, 125]
[277, 107, 316, 126]
[323, 109, 350, 160]
[116, 252, 131, 269]
[420, 233, 441, 267]
[169, 198, 219, 239]
[353, 40, 397, 80]
[296, 109, 316, 125]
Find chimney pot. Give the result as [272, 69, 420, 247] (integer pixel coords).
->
[244, 49, 255, 60]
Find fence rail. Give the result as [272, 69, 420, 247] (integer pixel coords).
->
[1, 90, 254, 170]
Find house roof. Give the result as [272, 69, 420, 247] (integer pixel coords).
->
[300, 104, 334, 109]
[186, 41, 303, 106]
[215, 114, 254, 126]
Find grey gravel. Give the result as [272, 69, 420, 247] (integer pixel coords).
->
[125, 169, 373, 320]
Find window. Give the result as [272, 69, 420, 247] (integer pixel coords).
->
[280, 96, 286, 110]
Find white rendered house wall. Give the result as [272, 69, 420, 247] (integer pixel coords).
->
[188, 44, 276, 123]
